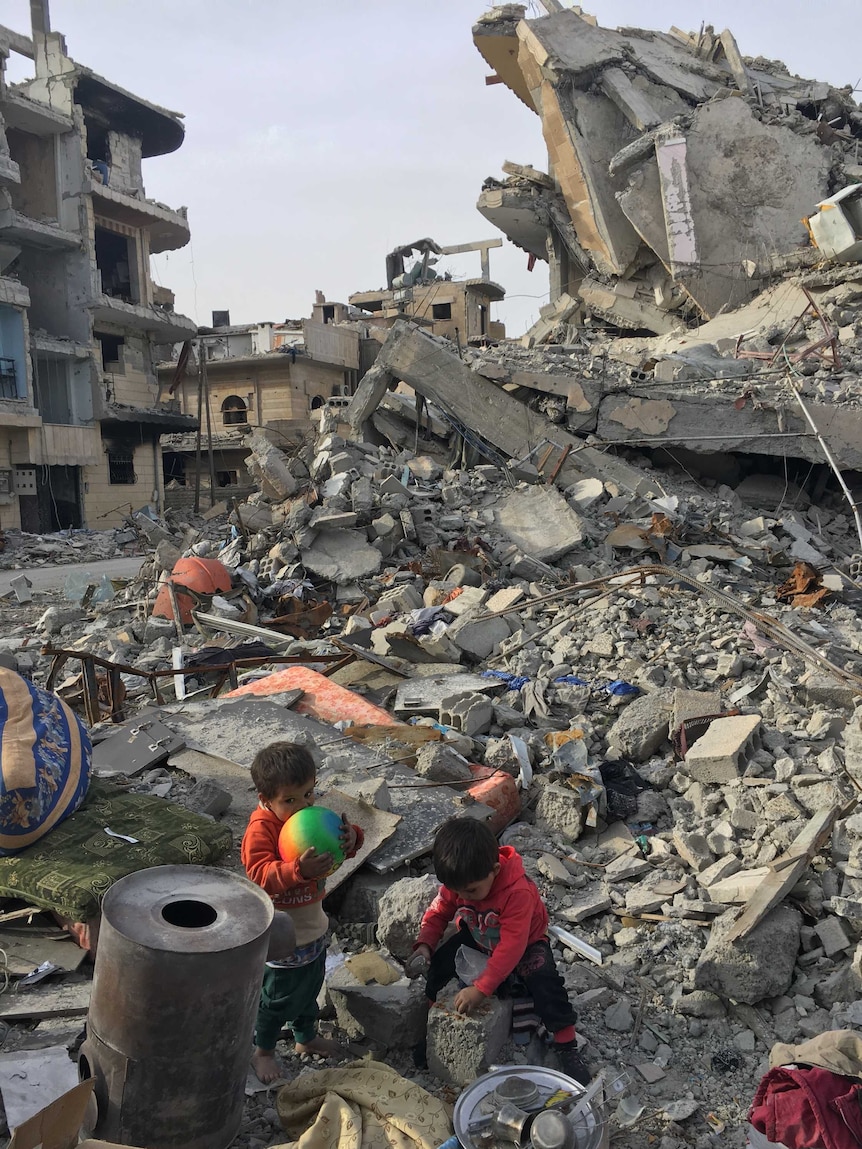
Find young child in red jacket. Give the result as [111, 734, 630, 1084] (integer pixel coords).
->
[409, 818, 590, 1085]
[241, 741, 364, 1084]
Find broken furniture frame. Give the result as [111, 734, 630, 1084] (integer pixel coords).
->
[734, 286, 842, 372]
[43, 646, 351, 724]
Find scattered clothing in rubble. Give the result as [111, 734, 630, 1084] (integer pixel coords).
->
[598, 760, 651, 821]
[750, 1066, 862, 1149]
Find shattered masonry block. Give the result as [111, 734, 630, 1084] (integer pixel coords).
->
[449, 615, 511, 660]
[559, 890, 612, 924]
[815, 916, 853, 958]
[350, 476, 374, 512]
[414, 743, 473, 784]
[301, 529, 383, 584]
[494, 485, 585, 562]
[444, 586, 489, 618]
[333, 777, 392, 812]
[672, 688, 722, 731]
[694, 904, 802, 1005]
[328, 966, 427, 1048]
[377, 583, 424, 614]
[427, 981, 513, 1086]
[309, 509, 358, 530]
[534, 783, 584, 842]
[485, 586, 525, 614]
[440, 693, 493, 737]
[698, 856, 741, 888]
[684, 715, 762, 783]
[672, 830, 713, 873]
[376, 874, 440, 960]
[607, 691, 673, 762]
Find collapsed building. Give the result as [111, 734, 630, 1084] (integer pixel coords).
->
[0, 2, 195, 533]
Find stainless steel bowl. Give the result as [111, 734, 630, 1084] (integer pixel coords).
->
[531, 1111, 577, 1149]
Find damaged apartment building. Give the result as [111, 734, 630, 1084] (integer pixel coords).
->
[463, 2, 862, 489]
[157, 297, 366, 509]
[0, 1, 195, 533]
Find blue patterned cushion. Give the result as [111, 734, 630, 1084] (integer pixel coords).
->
[0, 669, 91, 855]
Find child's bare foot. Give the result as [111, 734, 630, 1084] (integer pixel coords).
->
[295, 1034, 348, 1058]
[251, 1047, 284, 1084]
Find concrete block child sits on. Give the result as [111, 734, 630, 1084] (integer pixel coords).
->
[407, 817, 590, 1085]
[241, 741, 364, 1084]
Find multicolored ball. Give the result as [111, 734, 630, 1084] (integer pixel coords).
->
[278, 805, 345, 874]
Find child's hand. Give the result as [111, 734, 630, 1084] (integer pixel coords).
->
[454, 986, 487, 1015]
[298, 847, 333, 880]
[339, 816, 357, 855]
[406, 944, 432, 978]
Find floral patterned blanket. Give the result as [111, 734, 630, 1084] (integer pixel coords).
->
[0, 777, 232, 921]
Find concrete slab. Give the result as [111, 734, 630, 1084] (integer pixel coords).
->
[494, 485, 585, 562]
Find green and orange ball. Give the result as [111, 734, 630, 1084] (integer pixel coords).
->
[278, 806, 345, 875]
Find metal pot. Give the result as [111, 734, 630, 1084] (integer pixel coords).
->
[531, 1111, 577, 1149]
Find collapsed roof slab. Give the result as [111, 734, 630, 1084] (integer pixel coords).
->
[476, 185, 549, 260]
[616, 98, 832, 318]
[597, 387, 862, 471]
[348, 320, 657, 498]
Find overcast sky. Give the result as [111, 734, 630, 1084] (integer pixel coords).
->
[5, 1, 862, 336]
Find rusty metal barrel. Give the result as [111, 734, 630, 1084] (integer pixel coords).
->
[80, 865, 273, 1149]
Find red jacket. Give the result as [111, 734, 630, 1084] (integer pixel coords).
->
[416, 845, 548, 997]
[241, 805, 364, 913]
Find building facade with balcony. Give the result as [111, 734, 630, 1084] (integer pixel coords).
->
[0, 5, 196, 532]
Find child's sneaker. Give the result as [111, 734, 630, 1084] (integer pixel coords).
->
[557, 1043, 591, 1086]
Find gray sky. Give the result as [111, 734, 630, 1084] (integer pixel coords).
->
[5, 1, 862, 336]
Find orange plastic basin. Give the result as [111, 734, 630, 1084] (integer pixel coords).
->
[152, 556, 233, 625]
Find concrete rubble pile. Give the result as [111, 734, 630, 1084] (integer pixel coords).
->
[2, 338, 859, 1141]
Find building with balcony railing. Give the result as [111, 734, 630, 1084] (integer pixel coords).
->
[0, 1, 196, 531]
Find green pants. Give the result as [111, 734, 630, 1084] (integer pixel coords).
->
[255, 952, 326, 1050]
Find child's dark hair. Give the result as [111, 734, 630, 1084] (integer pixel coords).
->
[433, 818, 499, 888]
[251, 742, 315, 798]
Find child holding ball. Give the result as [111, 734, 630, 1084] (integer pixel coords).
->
[242, 741, 364, 1083]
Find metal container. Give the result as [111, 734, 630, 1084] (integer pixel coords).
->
[531, 1111, 577, 1149]
[454, 1066, 605, 1149]
[492, 1103, 532, 1143]
[492, 1077, 540, 1111]
[80, 865, 273, 1149]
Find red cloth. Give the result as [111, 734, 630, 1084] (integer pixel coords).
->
[750, 1066, 862, 1149]
[415, 845, 548, 997]
[240, 806, 363, 911]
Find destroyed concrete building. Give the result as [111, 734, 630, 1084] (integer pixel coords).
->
[157, 299, 369, 510]
[474, 4, 862, 335]
[0, 2, 195, 532]
[349, 237, 507, 344]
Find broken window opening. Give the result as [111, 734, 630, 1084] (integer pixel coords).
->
[217, 470, 239, 487]
[479, 304, 488, 336]
[0, 358, 17, 401]
[108, 449, 136, 484]
[322, 305, 335, 324]
[310, 395, 324, 411]
[221, 395, 248, 426]
[432, 303, 453, 321]
[97, 332, 125, 372]
[95, 227, 137, 302]
[34, 355, 73, 423]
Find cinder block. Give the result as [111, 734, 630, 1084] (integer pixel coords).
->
[815, 916, 853, 958]
[427, 981, 512, 1085]
[684, 715, 762, 783]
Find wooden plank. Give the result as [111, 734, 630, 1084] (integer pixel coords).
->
[725, 805, 843, 942]
[0, 980, 91, 1022]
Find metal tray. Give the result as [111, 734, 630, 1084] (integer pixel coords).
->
[453, 1066, 604, 1149]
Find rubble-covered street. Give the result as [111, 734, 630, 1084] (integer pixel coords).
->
[1, 1, 862, 1148]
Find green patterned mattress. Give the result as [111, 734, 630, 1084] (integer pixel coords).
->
[0, 778, 232, 921]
